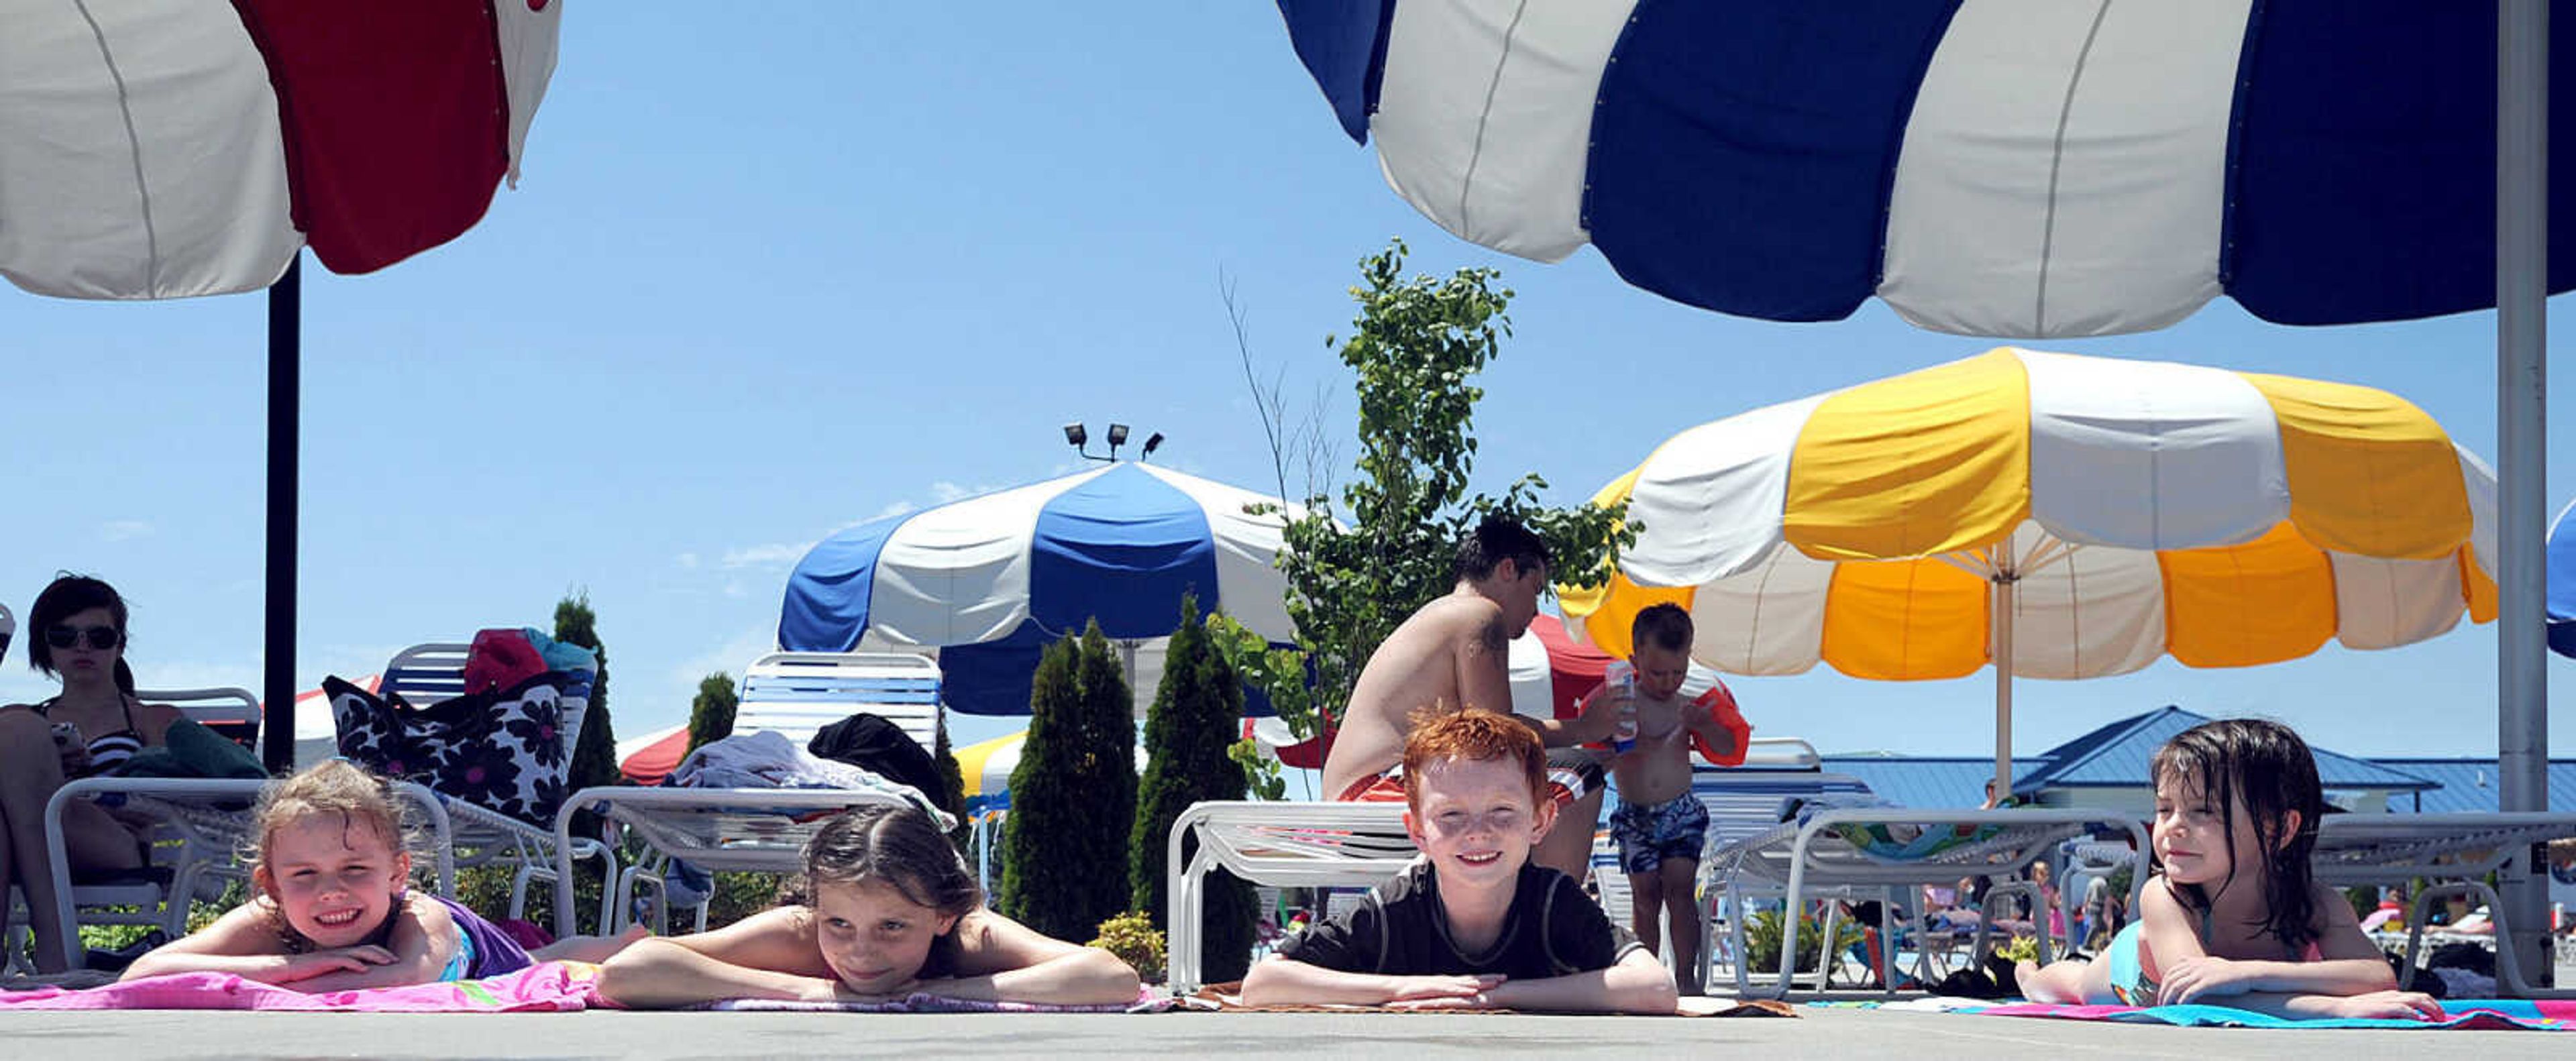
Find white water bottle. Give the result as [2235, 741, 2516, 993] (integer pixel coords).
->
[1605, 660, 1640, 754]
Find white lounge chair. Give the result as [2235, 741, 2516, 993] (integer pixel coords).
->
[553, 651, 943, 936]
[1698, 805, 2150, 999]
[374, 642, 609, 935]
[11, 688, 451, 972]
[1589, 831, 1632, 924]
[2310, 811, 2576, 999]
[1164, 800, 1417, 993]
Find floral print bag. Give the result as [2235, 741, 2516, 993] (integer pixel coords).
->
[326, 672, 570, 825]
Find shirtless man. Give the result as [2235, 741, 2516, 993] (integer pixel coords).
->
[1322, 514, 1619, 881]
[1581, 603, 1750, 994]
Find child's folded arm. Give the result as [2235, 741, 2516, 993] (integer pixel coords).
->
[592, 936, 842, 1007]
[594, 909, 846, 1007]
[922, 917, 1141, 1006]
[1479, 948, 1676, 1015]
[1240, 956, 1462, 1006]
[2230, 956, 2399, 996]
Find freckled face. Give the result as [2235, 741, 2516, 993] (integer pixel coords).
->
[1406, 756, 1551, 886]
[810, 879, 959, 993]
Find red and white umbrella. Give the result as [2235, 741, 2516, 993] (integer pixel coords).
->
[616, 724, 692, 787]
[2, 1, 564, 771]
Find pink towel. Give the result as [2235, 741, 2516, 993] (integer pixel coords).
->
[0, 960, 601, 1011]
[704, 987, 1161, 1013]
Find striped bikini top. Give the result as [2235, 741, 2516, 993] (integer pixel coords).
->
[37, 696, 145, 778]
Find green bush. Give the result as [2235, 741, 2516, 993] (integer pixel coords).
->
[1128, 595, 1257, 983]
[998, 622, 1136, 941]
[1740, 907, 1866, 974]
[1088, 910, 1167, 984]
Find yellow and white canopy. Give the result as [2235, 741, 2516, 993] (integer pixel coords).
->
[1561, 347, 2497, 682]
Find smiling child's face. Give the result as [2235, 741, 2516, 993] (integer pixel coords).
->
[2151, 772, 2269, 893]
[260, 812, 411, 948]
[1404, 755, 1552, 887]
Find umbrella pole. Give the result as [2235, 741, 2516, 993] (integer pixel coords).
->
[1992, 575, 2015, 803]
[2497, 0, 2551, 988]
[1118, 639, 1139, 712]
[261, 256, 301, 777]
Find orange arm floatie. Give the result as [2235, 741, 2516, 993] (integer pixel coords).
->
[1688, 680, 1753, 767]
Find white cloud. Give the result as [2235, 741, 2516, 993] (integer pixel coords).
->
[720, 543, 809, 570]
[721, 579, 749, 599]
[676, 552, 700, 569]
[637, 624, 779, 736]
[669, 625, 773, 692]
[930, 481, 975, 504]
[100, 520, 152, 542]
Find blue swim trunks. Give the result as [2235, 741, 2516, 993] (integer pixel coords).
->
[1609, 792, 1709, 874]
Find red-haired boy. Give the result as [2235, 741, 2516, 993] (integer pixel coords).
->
[1243, 707, 1677, 1013]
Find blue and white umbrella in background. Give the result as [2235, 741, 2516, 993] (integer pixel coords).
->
[778, 462, 1301, 716]
[2546, 500, 2576, 659]
[1275, 1, 2570, 337]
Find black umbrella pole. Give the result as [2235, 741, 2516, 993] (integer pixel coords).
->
[262, 258, 301, 776]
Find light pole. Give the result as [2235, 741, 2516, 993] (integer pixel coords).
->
[1063, 422, 1165, 462]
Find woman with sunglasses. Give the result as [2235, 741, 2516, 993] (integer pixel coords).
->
[0, 575, 184, 972]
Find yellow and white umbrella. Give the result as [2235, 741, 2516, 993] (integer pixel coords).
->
[1561, 347, 2498, 794]
[955, 729, 1148, 818]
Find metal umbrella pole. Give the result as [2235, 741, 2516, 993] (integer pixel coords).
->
[2496, 0, 2551, 989]
[262, 258, 301, 777]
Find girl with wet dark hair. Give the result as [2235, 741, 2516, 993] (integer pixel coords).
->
[2014, 718, 2443, 1020]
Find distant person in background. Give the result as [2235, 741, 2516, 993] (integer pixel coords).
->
[2080, 872, 2113, 950]
[0, 575, 186, 972]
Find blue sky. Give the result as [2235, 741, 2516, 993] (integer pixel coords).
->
[4, 3, 2571, 769]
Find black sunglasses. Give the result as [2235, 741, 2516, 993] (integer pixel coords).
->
[44, 624, 121, 651]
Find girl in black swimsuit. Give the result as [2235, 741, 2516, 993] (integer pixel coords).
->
[0, 575, 184, 972]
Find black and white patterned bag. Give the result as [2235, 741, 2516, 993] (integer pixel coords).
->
[326, 671, 570, 825]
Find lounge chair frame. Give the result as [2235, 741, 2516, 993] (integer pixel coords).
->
[1165, 800, 1416, 993]
[553, 651, 943, 935]
[2309, 811, 2576, 999]
[1699, 806, 2150, 999]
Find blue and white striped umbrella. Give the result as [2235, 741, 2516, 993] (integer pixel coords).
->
[1276, 1, 2573, 338]
[778, 463, 1300, 716]
[2546, 499, 2576, 659]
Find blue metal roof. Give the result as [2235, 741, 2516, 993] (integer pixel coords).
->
[2369, 759, 2576, 814]
[2016, 706, 2436, 793]
[1819, 757, 1998, 810]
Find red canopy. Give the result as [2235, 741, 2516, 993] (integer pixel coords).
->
[618, 726, 693, 786]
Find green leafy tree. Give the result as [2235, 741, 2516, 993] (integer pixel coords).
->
[686, 671, 738, 756]
[997, 622, 1136, 940]
[933, 711, 969, 852]
[1212, 240, 1632, 781]
[555, 592, 620, 842]
[1128, 596, 1256, 981]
